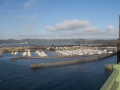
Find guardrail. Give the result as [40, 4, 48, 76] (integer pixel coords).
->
[100, 64, 120, 90]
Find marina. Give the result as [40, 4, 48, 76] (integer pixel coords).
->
[0, 43, 117, 90]
[0, 0, 119, 90]
[1, 46, 115, 58]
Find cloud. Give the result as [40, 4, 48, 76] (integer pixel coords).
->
[46, 20, 90, 31]
[81, 27, 100, 31]
[45, 19, 118, 38]
[24, 0, 35, 8]
[17, 28, 118, 39]
[46, 26, 55, 31]
[15, 19, 118, 39]
[23, 0, 39, 8]
[75, 29, 117, 36]
[107, 24, 114, 31]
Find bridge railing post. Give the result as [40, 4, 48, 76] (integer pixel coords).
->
[117, 39, 120, 64]
[117, 15, 120, 64]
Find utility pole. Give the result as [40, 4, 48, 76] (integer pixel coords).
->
[117, 15, 120, 63]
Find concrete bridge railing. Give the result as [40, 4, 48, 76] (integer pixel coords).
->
[100, 64, 120, 90]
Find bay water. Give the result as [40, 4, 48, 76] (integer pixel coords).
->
[0, 53, 116, 90]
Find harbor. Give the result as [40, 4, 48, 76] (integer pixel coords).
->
[0, 45, 116, 71]
[0, 45, 116, 58]
[0, 44, 117, 90]
[1, 0, 119, 90]
[0, 51, 116, 90]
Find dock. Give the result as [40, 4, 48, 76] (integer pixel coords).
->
[31, 53, 116, 69]
[10, 55, 85, 60]
[10, 53, 116, 60]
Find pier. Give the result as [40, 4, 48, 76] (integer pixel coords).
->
[10, 53, 116, 60]
[10, 55, 88, 60]
[31, 53, 115, 69]
[105, 64, 114, 71]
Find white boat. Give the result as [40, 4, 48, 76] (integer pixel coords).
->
[11, 52, 14, 54]
[78, 52, 84, 55]
[14, 52, 18, 55]
[108, 51, 113, 53]
[36, 50, 47, 57]
[98, 51, 102, 54]
[89, 52, 93, 55]
[12, 51, 18, 55]
[27, 49, 31, 56]
[104, 49, 107, 53]
[23, 49, 28, 56]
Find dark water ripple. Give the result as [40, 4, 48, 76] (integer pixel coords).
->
[0, 53, 116, 90]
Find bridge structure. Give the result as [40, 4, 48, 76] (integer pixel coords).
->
[100, 65, 120, 90]
[100, 15, 120, 90]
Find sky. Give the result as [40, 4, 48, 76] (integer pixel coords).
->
[0, 0, 120, 39]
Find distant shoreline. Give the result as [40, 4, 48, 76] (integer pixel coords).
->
[0, 39, 116, 47]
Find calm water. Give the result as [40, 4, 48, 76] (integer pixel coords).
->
[0, 53, 116, 90]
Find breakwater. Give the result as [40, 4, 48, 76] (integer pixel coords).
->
[31, 53, 116, 69]
[10, 55, 87, 60]
[10, 53, 116, 60]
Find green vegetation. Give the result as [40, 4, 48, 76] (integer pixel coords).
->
[0, 39, 117, 47]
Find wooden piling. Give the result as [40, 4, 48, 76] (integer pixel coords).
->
[31, 53, 116, 69]
[105, 64, 114, 71]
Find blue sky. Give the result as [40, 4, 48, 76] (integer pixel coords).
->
[0, 0, 120, 39]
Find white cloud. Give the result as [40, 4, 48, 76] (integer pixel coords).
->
[24, 0, 35, 8]
[23, 0, 40, 8]
[46, 26, 55, 31]
[81, 27, 99, 31]
[46, 20, 90, 31]
[17, 28, 118, 39]
[107, 24, 114, 31]
[45, 20, 118, 39]
[76, 29, 117, 36]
